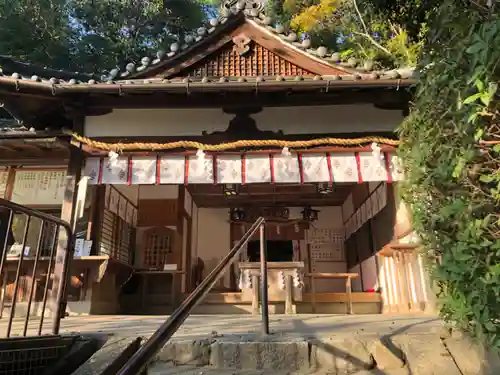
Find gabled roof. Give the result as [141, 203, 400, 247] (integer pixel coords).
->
[0, 0, 415, 94]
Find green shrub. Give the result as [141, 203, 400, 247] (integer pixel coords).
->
[398, 1, 500, 348]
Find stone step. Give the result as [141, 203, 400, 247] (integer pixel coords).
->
[148, 363, 413, 375]
[148, 363, 293, 375]
[151, 335, 460, 375]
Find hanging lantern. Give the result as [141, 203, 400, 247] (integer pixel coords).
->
[223, 183, 239, 196]
[302, 206, 319, 222]
[230, 207, 246, 222]
[317, 182, 334, 195]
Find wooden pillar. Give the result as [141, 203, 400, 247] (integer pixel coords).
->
[346, 276, 353, 315]
[395, 252, 410, 313]
[251, 274, 259, 315]
[285, 274, 293, 315]
[405, 253, 418, 312]
[177, 186, 185, 293]
[51, 145, 83, 332]
[310, 274, 317, 313]
[387, 256, 398, 312]
[3, 166, 16, 200]
[378, 256, 390, 313]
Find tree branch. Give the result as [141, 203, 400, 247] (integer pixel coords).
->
[351, 0, 392, 55]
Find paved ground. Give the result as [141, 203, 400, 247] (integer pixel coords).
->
[1, 313, 444, 339]
[6, 314, 495, 375]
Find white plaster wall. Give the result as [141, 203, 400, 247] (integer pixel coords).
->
[342, 194, 354, 224]
[138, 185, 178, 199]
[313, 206, 344, 229]
[112, 185, 139, 205]
[196, 208, 231, 288]
[361, 256, 378, 291]
[84, 105, 403, 137]
[349, 264, 363, 292]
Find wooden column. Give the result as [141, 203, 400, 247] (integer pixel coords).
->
[285, 274, 294, 315]
[386, 256, 398, 313]
[51, 145, 83, 332]
[395, 252, 410, 313]
[3, 166, 16, 200]
[346, 276, 353, 314]
[251, 274, 259, 315]
[378, 256, 390, 313]
[176, 186, 185, 293]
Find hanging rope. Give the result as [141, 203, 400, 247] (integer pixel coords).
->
[69, 132, 400, 152]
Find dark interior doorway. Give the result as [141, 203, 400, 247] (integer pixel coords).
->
[247, 240, 294, 262]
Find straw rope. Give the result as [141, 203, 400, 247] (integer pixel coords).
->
[69, 132, 400, 152]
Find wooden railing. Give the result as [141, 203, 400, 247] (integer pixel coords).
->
[305, 273, 359, 314]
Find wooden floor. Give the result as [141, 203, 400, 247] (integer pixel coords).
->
[173, 292, 384, 315]
[197, 292, 381, 304]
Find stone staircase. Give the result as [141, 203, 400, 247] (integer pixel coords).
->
[73, 329, 500, 375]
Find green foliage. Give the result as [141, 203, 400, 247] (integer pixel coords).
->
[0, 0, 74, 69]
[364, 0, 438, 41]
[0, 0, 207, 72]
[268, 0, 422, 68]
[71, 0, 206, 72]
[398, 1, 500, 347]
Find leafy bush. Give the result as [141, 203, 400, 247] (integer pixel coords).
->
[398, 1, 500, 347]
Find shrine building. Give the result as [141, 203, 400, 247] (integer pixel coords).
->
[0, 0, 429, 317]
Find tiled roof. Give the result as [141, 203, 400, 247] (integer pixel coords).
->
[0, 0, 416, 90]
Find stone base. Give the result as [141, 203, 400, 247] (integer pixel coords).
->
[149, 334, 469, 375]
[2, 301, 92, 318]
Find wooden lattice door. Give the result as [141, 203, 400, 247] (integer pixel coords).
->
[142, 227, 178, 269]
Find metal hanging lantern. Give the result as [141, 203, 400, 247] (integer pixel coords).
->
[230, 207, 246, 222]
[301, 206, 319, 222]
[223, 183, 239, 196]
[317, 182, 334, 195]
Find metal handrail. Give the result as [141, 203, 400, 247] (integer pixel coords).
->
[116, 217, 268, 375]
[0, 198, 73, 336]
[0, 199, 73, 228]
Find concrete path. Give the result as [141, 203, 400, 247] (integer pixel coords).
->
[3, 313, 443, 339]
[5, 314, 498, 375]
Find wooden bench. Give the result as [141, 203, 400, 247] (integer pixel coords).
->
[305, 273, 359, 314]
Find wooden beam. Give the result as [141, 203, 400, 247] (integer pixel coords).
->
[84, 89, 409, 110]
[193, 198, 346, 208]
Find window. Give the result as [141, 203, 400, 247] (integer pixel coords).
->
[10, 211, 61, 257]
[142, 227, 175, 269]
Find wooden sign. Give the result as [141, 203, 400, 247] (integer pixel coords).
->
[11, 170, 66, 206]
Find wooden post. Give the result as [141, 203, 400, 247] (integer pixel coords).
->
[0, 271, 7, 318]
[176, 186, 185, 293]
[378, 256, 390, 313]
[51, 145, 83, 333]
[251, 274, 259, 315]
[285, 274, 293, 315]
[310, 275, 316, 314]
[346, 276, 353, 315]
[3, 166, 16, 200]
[171, 274, 177, 307]
[142, 275, 147, 310]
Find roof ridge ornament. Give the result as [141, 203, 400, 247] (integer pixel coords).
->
[220, 0, 266, 17]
